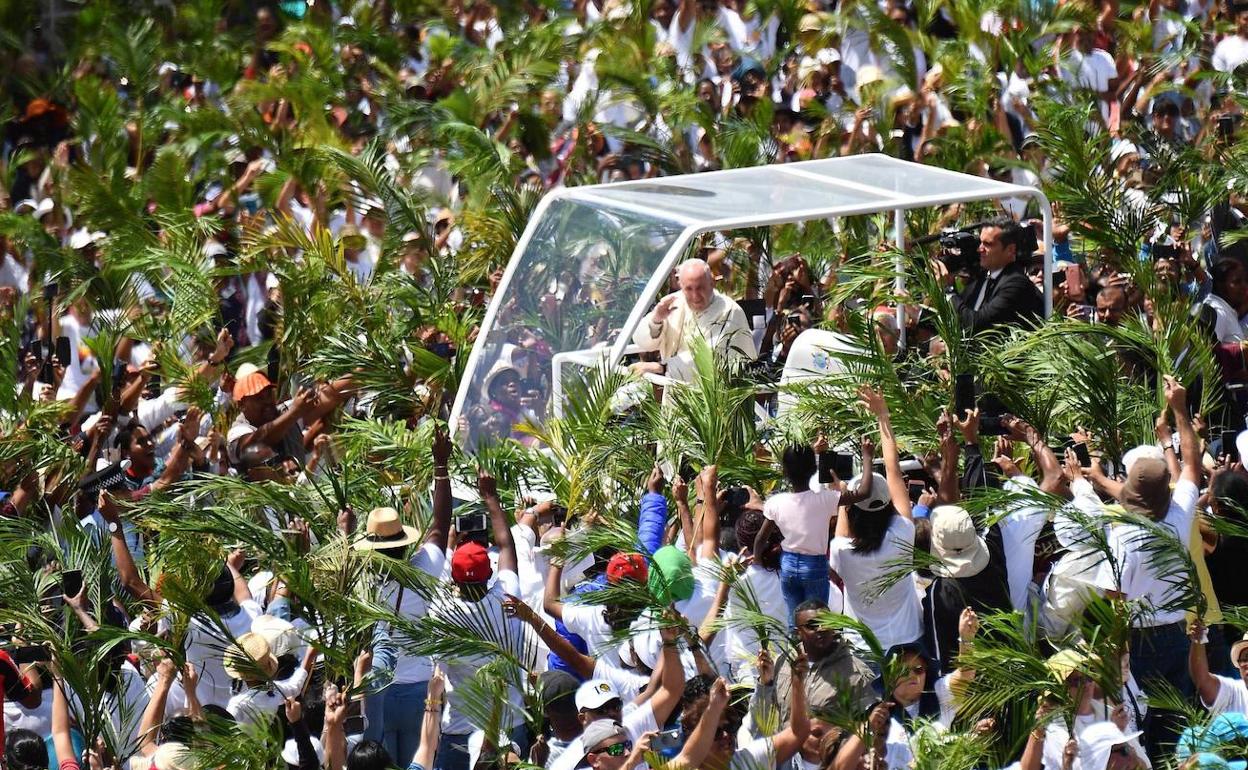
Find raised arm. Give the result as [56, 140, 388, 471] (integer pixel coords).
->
[1005, 417, 1064, 494]
[937, 413, 961, 505]
[858, 386, 912, 518]
[770, 652, 811, 765]
[639, 465, 669, 557]
[428, 425, 453, 552]
[479, 469, 517, 575]
[839, 436, 876, 508]
[322, 685, 348, 770]
[671, 678, 729, 770]
[651, 618, 689, 725]
[542, 561, 566, 621]
[413, 668, 446, 770]
[226, 548, 254, 606]
[136, 658, 177, 758]
[699, 464, 721, 561]
[242, 387, 317, 452]
[1163, 376, 1201, 486]
[1188, 618, 1221, 707]
[52, 670, 81, 768]
[98, 492, 158, 605]
[673, 473, 695, 549]
[503, 594, 596, 679]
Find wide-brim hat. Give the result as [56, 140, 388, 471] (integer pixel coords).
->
[353, 506, 421, 551]
[152, 742, 192, 770]
[223, 631, 279, 680]
[252, 614, 304, 658]
[1230, 632, 1248, 670]
[929, 505, 990, 579]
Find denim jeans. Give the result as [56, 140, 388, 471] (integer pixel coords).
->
[435, 731, 471, 770]
[363, 679, 428, 763]
[1130, 622, 1193, 759]
[780, 550, 830, 627]
[435, 725, 529, 770]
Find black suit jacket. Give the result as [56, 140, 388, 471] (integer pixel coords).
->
[956, 263, 1043, 334]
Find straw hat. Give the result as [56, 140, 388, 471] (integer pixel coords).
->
[151, 742, 192, 770]
[223, 631, 279, 680]
[353, 507, 421, 551]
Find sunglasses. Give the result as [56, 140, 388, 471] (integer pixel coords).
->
[799, 621, 823, 632]
[592, 740, 632, 757]
[1111, 746, 1130, 757]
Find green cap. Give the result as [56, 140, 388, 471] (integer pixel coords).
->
[648, 545, 694, 604]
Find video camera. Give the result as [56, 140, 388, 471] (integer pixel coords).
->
[937, 220, 1040, 274]
[938, 229, 981, 274]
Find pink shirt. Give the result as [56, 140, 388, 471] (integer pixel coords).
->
[763, 489, 840, 556]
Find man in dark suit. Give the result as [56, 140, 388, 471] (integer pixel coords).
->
[954, 218, 1044, 334]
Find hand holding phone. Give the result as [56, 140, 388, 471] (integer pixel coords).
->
[61, 569, 83, 599]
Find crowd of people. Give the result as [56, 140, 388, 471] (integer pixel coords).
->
[4, 1, 1248, 770]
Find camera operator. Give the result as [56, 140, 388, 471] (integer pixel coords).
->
[940, 218, 1044, 334]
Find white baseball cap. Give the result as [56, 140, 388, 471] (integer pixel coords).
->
[575, 680, 621, 711]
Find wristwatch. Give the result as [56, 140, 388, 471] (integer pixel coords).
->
[107, 520, 121, 535]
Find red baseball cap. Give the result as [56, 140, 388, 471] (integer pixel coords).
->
[451, 541, 492, 584]
[606, 552, 648, 585]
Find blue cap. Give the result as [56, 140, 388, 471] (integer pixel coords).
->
[1177, 713, 1248, 762]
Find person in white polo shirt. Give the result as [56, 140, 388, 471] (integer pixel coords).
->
[1189, 619, 1248, 717]
[1091, 376, 1202, 756]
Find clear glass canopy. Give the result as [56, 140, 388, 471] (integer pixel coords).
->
[451, 154, 1047, 449]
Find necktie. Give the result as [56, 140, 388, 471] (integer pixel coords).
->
[975, 275, 998, 311]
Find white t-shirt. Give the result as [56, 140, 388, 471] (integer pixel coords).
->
[180, 599, 263, 709]
[1213, 34, 1248, 72]
[381, 542, 447, 684]
[724, 565, 785, 680]
[226, 667, 308, 726]
[1093, 479, 1200, 627]
[1061, 48, 1117, 93]
[764, 489, 839, 556]
[731, 736, 777, 770]
[1204, 674, 1248, 716]
[561, 601, 619, 667]
[1203, 294, 1246, 344]
[998, 476, 1050, 611]
[430, 569, 529, 735]
[829, 515, 923, 652]
[548, 701, 659, 770]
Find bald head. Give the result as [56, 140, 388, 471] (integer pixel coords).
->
[678, 259, 714, 312]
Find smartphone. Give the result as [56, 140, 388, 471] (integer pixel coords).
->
[344, 696, 366, 734]
[816, 451, 835, 485]
[43, 282, 58, 301]
[1223, 429, 1240, 463]
[678, 458, 696, 483]
[54, 336, 71, 368]
[1072, 304, 1094, 322]
[1068, 441, 1092, 468]
[1219, 114, 1235, 139]
[652, 727, 683, 758]
[954, 373, 975, 419]
[61, 569, 83, 598]
[6, 646, 52, 664]
[723, 487, 750, 511]
[908, 479, 926, 504]
[455, 513, 488, 533]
